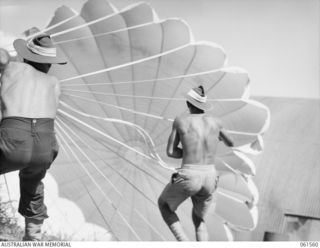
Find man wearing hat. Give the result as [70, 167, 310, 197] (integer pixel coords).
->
[0, 33, 67, 241]
[158, 85, 233, 241]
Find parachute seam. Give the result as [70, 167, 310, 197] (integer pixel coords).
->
[57, 41, 130, 143]
[55, 125, 122, 240]
[141, 20, 165, 134]
[56, 121, 142, 241]
[63, 93, 174, 121]
[148, 44, 197, 137]
[84, 10, 134, 143]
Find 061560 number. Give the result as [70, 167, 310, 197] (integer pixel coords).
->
[300, 242, 319, 247]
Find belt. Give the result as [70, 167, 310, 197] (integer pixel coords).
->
[0, 117, 55, 133]
[179, 164, 216, 171]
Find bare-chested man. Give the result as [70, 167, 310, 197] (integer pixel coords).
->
[158, 85, 233, 241]
[0, 33, 66, 241]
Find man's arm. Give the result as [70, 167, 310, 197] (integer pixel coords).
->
[216, 118, 234, 147]
[54, 78, 61, 108]
[219, 130, 234, 147]
[0, 49, 10, 75]
[0, 49, 9, 122]
[166, 118, 183, 159]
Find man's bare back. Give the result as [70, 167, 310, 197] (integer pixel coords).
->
[1, 62, 60, 118]
[167, 113, 223, 166]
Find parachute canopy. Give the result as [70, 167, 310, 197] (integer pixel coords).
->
[2, 0, 270, 241]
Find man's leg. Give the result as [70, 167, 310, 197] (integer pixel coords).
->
[158, 177, 190, 241]
[19, 167, 48, 241]
[191, 172, 218, 241]
[158, 196, 189, 241]
[0, 126, 31, 174]
[191, 207, 209, 241]
[20, 127, 58, 241]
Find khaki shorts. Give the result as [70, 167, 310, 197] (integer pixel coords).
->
[159, 164, 219, 218]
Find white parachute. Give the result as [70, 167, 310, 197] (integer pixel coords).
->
[1, 0, 270, 241]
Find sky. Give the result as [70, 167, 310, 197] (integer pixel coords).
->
[0, 0, 319, 99]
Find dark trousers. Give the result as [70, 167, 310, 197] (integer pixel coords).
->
[0, 117, 58, 221]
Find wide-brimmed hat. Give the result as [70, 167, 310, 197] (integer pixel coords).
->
[184, 85, 212, 111]
[13, 33, 67, 64]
